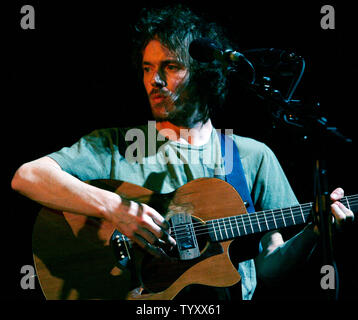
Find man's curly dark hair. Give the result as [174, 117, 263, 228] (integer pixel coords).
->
[131, 4, 234, 125]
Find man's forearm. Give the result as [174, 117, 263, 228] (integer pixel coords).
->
[11, 156, 120, 220]
[12, 156, 175, 252]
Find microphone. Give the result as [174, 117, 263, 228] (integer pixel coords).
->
[189, 38, 244, 63]
[189, 38, 255, 84]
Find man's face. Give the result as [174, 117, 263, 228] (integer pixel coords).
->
[142, 40, 189, 121]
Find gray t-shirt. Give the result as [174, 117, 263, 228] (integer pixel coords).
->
[48, 123, 298, 300]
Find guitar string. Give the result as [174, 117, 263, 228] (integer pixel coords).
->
[119, 205, 313, 245]
[119, 199, 354, 248]
[171, 205, 351, 241]
[176, 207, 312, 229]
[170, 203, 314, 236]
[171, 213, 309, 240]
[170, 196, 357, 233]
[172, 208, 358, 242]
[116, 196, 357, 244]
[170, 197, 358, 240]
[171, 201, 358, 240]
[171, 202, 358, 241]
[171, 207, 312, 240]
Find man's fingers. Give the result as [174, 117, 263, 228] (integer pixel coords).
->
[134, 225, 157, 245]
[120, 200, 176, 248]
[141, 204, 176, 246]
[144, 204, 169, 229]
[330, 187, 344, 201]
[331, 201, 355, 227]
[133, 233, 170, 259]
[130, 202, 164, 236]
[139, 214, 176, 247]
[331, 203, 345, 222]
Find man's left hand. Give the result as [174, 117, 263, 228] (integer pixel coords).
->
[330, 187, 355, 230]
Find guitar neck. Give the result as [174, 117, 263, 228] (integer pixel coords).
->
[207, 194, 358, 242]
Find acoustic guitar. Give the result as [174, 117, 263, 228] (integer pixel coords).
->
[32, 177, 357, 300]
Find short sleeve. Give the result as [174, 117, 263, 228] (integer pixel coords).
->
[47, 129, 119, 181]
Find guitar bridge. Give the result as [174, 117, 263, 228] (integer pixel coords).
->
[170, 213, 200, 260]
[111, 230, 132, 268]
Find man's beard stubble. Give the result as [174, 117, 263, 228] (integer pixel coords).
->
[150, 82, 208, 128]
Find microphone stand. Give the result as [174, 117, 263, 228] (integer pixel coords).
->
[235, 72, 352, 300]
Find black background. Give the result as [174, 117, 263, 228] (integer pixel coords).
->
[3, 0, 357, 305]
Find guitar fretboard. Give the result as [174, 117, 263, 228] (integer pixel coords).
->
[207, 195, 358, 242]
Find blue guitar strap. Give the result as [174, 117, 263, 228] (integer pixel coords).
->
[219, 133, 255, 214]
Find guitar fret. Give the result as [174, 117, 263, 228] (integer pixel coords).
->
[341, 196, 358, 212]
[271, 210, 278, 229]
[299, 205, 311, 222]
[223, 218, 230, 239]
[285, 208, 294, 225]
[281, 208, 286, 227]
[342, 196, 358, 213]
[235, 215, 246, 236]
[220, 219, 224, 240]
[221, 219, 229, 239]
[299, 205, 305, 223]
[240, 215, 247, 235]
[263, 212, 269, 230]
[228, 218, 235, 237]
[346, 198, 351, 211]
[234, 217, 241, 236]
[290, 207, 296, 224]
[247, 214, 254, 234]
[255, 213, 262, 232]
[212, 220, 218, 241]
[211, 220, 220, 241]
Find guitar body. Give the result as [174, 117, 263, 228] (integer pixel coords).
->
[33, 178, 247, 300]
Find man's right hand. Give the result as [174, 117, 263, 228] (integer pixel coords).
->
[107, 198, 176, 258]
